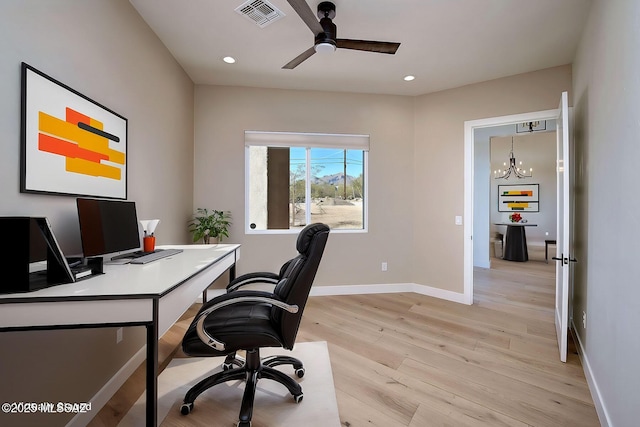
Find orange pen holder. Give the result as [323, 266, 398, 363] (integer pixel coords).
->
[143, 236, 156, 252]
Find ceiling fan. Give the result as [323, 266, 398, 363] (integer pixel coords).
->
[283, 0, 401, 69]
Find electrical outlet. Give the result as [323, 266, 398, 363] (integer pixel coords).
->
[381, 262, 388, 272]
[116, 327, 123, 344]
[582, 311, 587, 329]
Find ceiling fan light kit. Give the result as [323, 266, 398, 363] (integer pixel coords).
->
[315, 42, 336, 53]
[283, 0, 401, 69]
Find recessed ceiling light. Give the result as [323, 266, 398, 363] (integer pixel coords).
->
[403, 75, 415, 81]
[223, 56, 236, 64]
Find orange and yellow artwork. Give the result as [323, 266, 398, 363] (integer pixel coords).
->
[21, 63, 127, 199]
[38, 107, 126, 180]
[498, 184, 539, 212]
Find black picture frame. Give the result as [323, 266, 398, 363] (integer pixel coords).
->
[498, 184, 540, 212]
[20, 62, 128, 199]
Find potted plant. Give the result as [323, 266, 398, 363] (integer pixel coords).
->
[188, 208, 232, 244]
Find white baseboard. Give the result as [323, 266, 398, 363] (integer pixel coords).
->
[68, 346, 146, 427]
[205, 283, 468, 305]
[410, 283, 469, 304]
[310, 283, 413, 296]
[310, 282, 468, 304]
[570, 321, 610, 427]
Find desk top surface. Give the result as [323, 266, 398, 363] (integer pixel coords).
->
[0, 244, 240, 303]
[494, 223, 537, 227]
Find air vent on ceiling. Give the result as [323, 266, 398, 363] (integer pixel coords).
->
[235, 0, 285, 28]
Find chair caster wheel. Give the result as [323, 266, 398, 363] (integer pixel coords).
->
[293, 393, 304, 403]
[180, 402, 193, 415]
[237, 421, 251, 427]
[295, 367, 305, 378]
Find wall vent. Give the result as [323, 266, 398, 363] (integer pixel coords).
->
[235, 0, 285, 28]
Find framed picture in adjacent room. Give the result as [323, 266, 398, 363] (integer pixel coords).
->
[20, 62, 128, 199]
[498, 184, 539, 212]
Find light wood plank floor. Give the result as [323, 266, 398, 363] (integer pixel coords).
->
[90, 250, 599, 426]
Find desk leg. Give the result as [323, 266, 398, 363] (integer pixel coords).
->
[146, 300, 159, 427]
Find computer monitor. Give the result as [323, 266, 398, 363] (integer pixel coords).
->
[76, 198, 141, 258]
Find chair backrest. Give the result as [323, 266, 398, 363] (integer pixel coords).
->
[272, 223, 330, 349]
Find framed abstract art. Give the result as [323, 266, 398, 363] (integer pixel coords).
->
[20, 62, 128, 199]
[498, 184, 539, 212]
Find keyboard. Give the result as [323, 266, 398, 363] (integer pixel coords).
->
[129, 248, 183, 264]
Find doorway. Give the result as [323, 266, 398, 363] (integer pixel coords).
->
[463, 109, 558, 304]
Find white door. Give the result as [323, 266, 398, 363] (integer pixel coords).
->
[554, 91, 573, 362]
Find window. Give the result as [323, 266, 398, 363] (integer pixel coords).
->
[245, 131, 368, 233]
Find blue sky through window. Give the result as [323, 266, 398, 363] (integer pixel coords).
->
[290, 147, 363, 177]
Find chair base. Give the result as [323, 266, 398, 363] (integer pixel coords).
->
[180, 348, 304, 426]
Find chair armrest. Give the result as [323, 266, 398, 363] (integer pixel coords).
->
[226, 272, 280, 292]
[195, 290, 298, 352]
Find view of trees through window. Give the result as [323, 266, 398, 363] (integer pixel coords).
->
[247, 144, 366, 232]
[289, 147, 365, 229]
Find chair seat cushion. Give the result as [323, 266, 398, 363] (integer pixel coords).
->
[182, 303, 284, 357]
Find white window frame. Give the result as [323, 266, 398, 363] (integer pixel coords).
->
[244, 131, 369, 234]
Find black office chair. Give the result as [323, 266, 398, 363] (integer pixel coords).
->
[179, 223, 330, 427]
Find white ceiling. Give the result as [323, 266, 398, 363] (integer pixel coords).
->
[129, 0, 592, 97]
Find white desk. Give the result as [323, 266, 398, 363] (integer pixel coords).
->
[0, 244, 240, 427]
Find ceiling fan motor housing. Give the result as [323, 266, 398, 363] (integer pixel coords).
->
[315, 2, 337, 48]
[317, 2, 336, 19]
[316, 17, 337, 47]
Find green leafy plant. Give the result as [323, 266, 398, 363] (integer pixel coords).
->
[188, 208, 232, 244]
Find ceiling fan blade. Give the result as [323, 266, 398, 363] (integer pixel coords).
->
[286, 0, 324, 35]
[336, 39, 400, 54]
[282, 47, 317, 69]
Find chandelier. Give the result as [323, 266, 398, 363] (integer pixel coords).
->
[494, 137, 532, 179]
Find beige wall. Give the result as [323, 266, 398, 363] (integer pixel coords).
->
[195, 66, 572, 293]
[412, 65, 572, 292]
[572, 1, 640, 425]
[0, 1, 194, 425]
[194, 85, 415, 286]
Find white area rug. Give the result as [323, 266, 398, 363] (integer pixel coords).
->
[119, 341, 340, 427]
